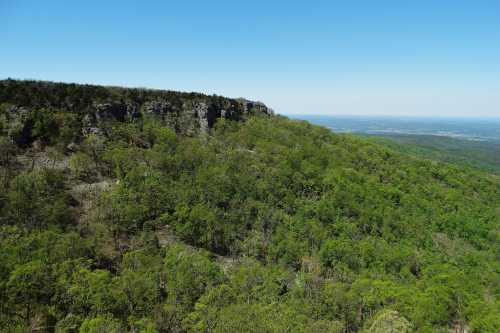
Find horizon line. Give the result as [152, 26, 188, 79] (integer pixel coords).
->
[284, 113, 500, 120]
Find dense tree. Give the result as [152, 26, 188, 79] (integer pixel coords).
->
[5, 170, 73, 229]
[0, 80, 499, 332]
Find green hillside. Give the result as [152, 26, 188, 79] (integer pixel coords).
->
[366, 134, 500, 175]
[0, 81, 499, 333]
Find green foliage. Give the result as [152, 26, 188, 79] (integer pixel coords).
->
[6, 260, 53, 326]
[79, 315, 124, 333]
[30, 108, 60, 144]
[4, 170, 73, 229]
[367, 134, 500, 175]
[362, 310, 412, 333]
[69, 152, 94, 179]
[0, 81, 499, 332]
[55, 314, 83, 333]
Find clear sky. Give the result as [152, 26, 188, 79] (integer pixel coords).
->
[1, 0, 500, 117]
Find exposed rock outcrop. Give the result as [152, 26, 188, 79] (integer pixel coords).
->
[142, 101, 176, 117]
[0, 79, 274, 140]
[81, 99, 272, 137]
[242, 99, 273, 115]
[83, 102, 142, 135]
[195, 102, 209, 134]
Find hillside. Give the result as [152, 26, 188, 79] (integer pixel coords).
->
[294, 115, 500, 176]
[0, 80, 499, 333]
[365, 134, 500, 176]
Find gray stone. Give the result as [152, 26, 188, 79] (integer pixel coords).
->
[195, 102, 209, 134]
[143, 101, 175, 116]
[5, 96, 272, 141]
[94, 102, 128, 122]
[82, 102, 141, 136]
[66, 142, 78, 152]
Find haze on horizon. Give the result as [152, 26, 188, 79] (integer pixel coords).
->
[1, 0, 499, 118]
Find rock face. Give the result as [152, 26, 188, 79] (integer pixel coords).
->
[80, 98, 274, 137]
[0, 79, 273, 139]
[195, 102, 209, 134]
[82, 103, 142, 135]
[142, 99, 272, 136]
[79, 99, 272, 137]
[242, 100, 273, 115]
[143, 101, 176, 117]
[82, 114, 103, 136]
[94, 103, 141, 122]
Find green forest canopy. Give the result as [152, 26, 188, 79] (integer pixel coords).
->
[365, 134, 500, 176]
[0, 80, 499, 333]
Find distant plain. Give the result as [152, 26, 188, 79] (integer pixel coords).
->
[294, 115, 500, 175]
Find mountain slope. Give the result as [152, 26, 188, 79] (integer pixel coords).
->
[0, 81, 499, 333]
[365, 134, 500, 176]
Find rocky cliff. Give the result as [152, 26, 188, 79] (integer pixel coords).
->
[0, 79, 273, 145]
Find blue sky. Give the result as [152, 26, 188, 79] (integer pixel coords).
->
[1, 0, 500, 117]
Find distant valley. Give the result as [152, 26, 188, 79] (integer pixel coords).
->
[295, 115, 500, 175]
